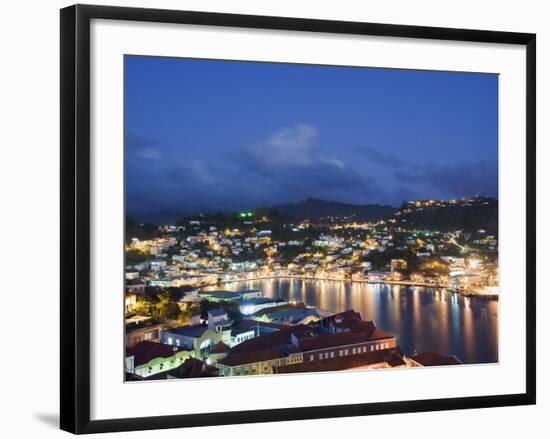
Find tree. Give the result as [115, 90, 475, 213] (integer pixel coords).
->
[179, 304, 200, 322]
[133, 299, 155, 316]
[418, 259, 450, 278]
[125, 218, 161, 243]
[155, 292, 182, 320]
[125, 249, 149, 265]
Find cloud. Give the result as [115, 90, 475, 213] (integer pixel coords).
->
[358, 146, 407, 168]
[394, 159, 498, 198]
[126, 126, 392, 219]
[320, 157, 345, 169]
[242, 123, 380, 204]
[136, 147, 162, 160]
[252, 123, 318, 167]
[357, 146, 497, 200]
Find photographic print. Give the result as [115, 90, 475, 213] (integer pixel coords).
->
[124, 56, 499, 381]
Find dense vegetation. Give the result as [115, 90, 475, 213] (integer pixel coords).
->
[394, 198, 498, 233]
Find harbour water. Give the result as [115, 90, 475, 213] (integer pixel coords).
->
[219, 278, 499, 364]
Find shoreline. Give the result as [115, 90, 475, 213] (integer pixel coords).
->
[206, 275, 499, 299]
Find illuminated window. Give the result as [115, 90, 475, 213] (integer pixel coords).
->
[310, 355, 314, 362]
[330, 352, 335, 358]
[352, 348, 356, 354]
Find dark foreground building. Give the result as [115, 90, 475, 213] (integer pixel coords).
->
[217, 310, 401, 377]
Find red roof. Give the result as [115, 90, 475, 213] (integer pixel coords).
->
[367, 328, 395, 341]
[230, 325, 308, 354]
[167, 358, 218, 378]
[126, 278, 145, 286]
[320, 310, 375, 333]
[126, 341, 180, 366]
[211, 341, 230, 354]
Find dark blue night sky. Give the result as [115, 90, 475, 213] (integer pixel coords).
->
[125, 56, 498, 221]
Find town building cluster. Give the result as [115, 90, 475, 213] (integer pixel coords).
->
[126, 196, 498, 299]
[124, 196, 494, 380]
[126, 302, 460, 380]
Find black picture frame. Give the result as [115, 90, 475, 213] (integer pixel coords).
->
[60, 4, 536, 434]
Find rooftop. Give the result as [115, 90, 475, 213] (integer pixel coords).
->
[240, 297, 286, 306]
[126, 278, 145, 286]
[229, 325, 308, 354]
[238, 320, 288, 331]
[126, 341, 182, 366]
[199, 290, 241, 300]
[164, 324, 209, 338]
[166, 358, 218, 379]
[210, 341, 231, 354]
[208, 308, 228, 318]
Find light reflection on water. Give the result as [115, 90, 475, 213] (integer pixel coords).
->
[222, 278, 499, 364]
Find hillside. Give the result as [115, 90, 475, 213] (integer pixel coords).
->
[262, 198, 397, 222]
[392, 197, 498, 233]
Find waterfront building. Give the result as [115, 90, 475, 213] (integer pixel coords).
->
[239, 297, 288, 315]
[198, 289, 262, 302]
[390, 259, 407, 273]
[367, 271, 391, 281]
[250, 302, 320, 325]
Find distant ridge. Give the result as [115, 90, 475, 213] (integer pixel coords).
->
[261, 198, 397, 221]
[392, 197, 498, 232]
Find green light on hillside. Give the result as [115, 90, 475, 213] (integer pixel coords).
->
[239, 211, 254, 218]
